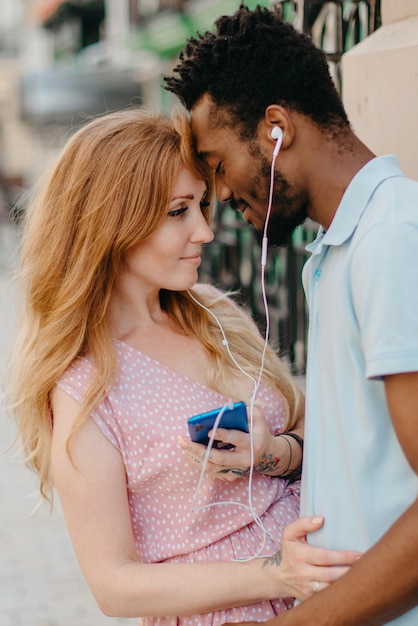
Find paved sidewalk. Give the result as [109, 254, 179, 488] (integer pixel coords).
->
[0, 223, 137, 626]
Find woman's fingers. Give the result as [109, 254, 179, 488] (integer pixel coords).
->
[317, 564, 354, 582]
[210, 427, 240, 446]
[276, 516, 363, 599]
[283, 516, 362, 565]
[283, 515, 325, 540]
[179, 406, 276, 475]
[177, 436, 245, 480]
[178, 434, 247, 469]
[308, 547, 362, 567]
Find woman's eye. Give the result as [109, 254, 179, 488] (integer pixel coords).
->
[168, 207, 187, 218]
[200, 199, 211, 210]
[215, 162, 223, 175]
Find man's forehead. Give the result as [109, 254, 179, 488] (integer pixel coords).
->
[191, 95, 215, 137]
[191, 105, 216, 157]
[191, 96, 233, 157]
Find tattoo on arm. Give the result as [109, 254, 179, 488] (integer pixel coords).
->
[254, 453, 280, 473]
[218, 453, 281, 476]
[262, 550, 283, 569]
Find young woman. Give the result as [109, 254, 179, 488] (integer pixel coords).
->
[7, 108, 359, 625]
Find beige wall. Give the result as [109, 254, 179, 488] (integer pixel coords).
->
[342, 0, 418, 180]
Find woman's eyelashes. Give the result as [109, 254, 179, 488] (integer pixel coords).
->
[168, 207, 187, 218]
[168, 197, 210, 218]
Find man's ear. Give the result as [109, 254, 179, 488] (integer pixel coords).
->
[263, 105, 294, 149]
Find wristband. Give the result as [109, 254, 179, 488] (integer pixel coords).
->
[276, 431, 303, 481]
[282, 431, 303, 451]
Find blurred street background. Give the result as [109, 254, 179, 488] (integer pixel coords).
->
[1, 0, 417, 624]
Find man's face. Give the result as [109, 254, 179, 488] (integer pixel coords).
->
[191, 95, 308, 247]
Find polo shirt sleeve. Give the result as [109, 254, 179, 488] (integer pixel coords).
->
[350, 219, 418, 379]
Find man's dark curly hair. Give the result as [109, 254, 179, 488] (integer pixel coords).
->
[163, 4, 349, 136]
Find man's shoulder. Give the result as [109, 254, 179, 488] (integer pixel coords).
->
[360, 169, 418, 232]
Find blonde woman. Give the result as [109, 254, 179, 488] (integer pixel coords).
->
[7, 108, 359, 626]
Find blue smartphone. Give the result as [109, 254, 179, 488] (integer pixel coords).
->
[187, 401, 248, 449]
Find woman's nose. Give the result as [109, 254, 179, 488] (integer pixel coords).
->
[192, 212, 214, 243]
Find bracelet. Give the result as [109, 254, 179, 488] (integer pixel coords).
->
[275, 432, 304, 481]
[276, 434, 292, 477]
[282, 431, 304, 451]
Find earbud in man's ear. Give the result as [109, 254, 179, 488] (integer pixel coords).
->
[271, 126, 283, 157]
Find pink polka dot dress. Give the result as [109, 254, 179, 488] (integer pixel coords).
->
[57, 340, 300, 625]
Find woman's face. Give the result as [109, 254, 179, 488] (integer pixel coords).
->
[123, 166, 214, 293]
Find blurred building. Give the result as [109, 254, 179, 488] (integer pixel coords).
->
[1, 1, 416, 189]
[1, 0, 275, 197]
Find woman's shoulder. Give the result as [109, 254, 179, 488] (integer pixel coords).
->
[58, 354, 94, 389]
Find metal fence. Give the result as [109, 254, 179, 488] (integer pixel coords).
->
[199, 0, 381, 375]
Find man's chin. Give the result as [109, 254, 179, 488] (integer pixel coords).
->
[266, 212, 307, 248]
[266, 229, 296, 248]
[236, 203, 307, 248]
[254, 222, 301, 248]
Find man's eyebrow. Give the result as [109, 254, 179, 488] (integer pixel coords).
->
[196, 150, 212, 161]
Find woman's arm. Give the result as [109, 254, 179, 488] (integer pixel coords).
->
[51, 388, 359, 619]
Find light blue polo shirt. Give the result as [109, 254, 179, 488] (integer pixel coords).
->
[300, 156, 418, 625]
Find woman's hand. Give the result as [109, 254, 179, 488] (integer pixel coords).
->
[272, 516, 362, 600]
[178, 407, 280, 481]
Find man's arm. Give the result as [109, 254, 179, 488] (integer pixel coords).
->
[227, 371, 418, 626]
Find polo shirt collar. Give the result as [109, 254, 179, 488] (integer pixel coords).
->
[306, 155, 404, 254]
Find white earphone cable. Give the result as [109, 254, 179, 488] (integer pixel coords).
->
[185, 143, 280, 560]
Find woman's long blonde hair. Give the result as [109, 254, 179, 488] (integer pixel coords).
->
[6, 107, 301, 502]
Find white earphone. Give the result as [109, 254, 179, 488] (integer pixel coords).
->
[260, 126, 283, 266]
[271, 126, 283, 157]
[185, 125, 287, 560]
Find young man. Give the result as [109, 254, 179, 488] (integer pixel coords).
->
[164, 5, 418, 625]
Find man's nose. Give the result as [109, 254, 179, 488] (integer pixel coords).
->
[215, 177, 233, 203]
